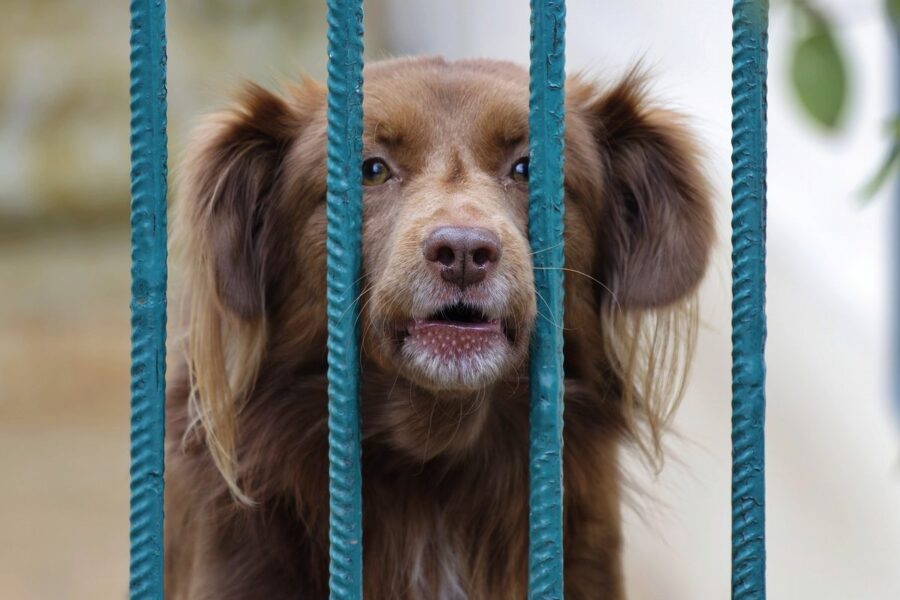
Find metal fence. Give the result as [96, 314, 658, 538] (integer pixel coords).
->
[127, 1, 769, 598]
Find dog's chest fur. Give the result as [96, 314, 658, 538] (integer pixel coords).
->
[165, 370, 624, 599]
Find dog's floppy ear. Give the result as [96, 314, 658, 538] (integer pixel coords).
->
[182, 83, 304, 319]
[175, 81, 321, 503]
[583, 73, 714, 308]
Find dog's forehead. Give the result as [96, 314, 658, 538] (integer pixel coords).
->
[361, 59, 530, 155]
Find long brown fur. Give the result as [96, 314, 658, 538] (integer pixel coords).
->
[165, 57, 714, 599]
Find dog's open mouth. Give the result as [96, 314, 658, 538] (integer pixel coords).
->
[399, 302, 510, 360]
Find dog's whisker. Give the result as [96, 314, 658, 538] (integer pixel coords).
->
[355, 292, 380, 368]
[442, 396, 467, 455]
[340, 282, 375, 323]
[532, 288, 569, 332]
[528, 240, 565, 257]
[417, 398, 441, 474]
[532, 266, 622, 310]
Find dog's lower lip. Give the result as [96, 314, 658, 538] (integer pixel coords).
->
[397, 317, 508, 361]
[409, 318, 502, 334]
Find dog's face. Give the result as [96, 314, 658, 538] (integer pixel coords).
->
[178, 56, 713, 476]
[358, 62, 537, 392]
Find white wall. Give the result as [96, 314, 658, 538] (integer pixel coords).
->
[383, 1, 899, 597]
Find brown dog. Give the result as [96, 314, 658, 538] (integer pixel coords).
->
[165, 56, 713, 599]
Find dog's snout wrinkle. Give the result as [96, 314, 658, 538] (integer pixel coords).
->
[423, 226, 501, 289]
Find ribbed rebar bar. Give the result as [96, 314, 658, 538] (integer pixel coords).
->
[730, 1, 769, 598]
[527, 1, 567, 598]
[128, 0, 168, 598]
[325, 0, 365, 598]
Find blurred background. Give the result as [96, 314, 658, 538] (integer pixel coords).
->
[0, 0, 897, 597]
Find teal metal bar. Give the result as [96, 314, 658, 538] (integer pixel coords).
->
[730, 1, 768, 598]
[128, 0, 168, 598]
[325, 0, 365, 598]
[527, 1, 567, 598]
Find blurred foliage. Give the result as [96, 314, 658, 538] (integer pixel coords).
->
[890, 0, 900, 25]
[786, 0, 898, 198]
[789, 3, 848, 129]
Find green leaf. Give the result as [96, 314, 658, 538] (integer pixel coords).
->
[888, 0, 900, 28]
[790, 14, 848, 130]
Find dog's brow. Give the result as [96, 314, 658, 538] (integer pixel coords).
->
[365, 118, 409, 147]
[375, 130, 404, 147]
[477, 107, 528, 152]
[496, 132, 526, 150]
[472, 114, 529, 170]
[363, 116, 429, 172]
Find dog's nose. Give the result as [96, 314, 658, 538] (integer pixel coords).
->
[423, 226, 501, 288]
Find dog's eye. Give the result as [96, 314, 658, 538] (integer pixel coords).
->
[511, 157, 529, 182]
[362, 157, 392, 186]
